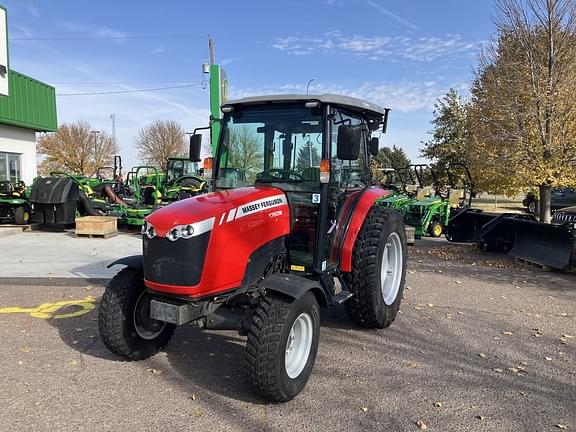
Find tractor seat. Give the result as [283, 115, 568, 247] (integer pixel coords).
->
[0, 180, 14, 196]
[448, 189, 464, 207]
[405, 184, 417, 194]
[142, 186, 157, 206]
[416, 186, 431, 200]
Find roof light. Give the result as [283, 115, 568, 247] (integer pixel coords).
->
[221, 105, 234, 113]
[320, 159, 330, 184]
[305, 101, 320, 108]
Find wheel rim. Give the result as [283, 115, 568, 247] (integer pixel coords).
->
[23, 211, 29, 223]
[433, 224, 442, 236]
[285, 312, 314, 379]
[380, 232, 403, 305]
[133, 291, 166, 340]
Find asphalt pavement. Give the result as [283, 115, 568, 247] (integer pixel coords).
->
[0, 239, 574, 431]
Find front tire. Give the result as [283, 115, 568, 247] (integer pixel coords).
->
[344, 206, 407, 328]
[98, 267, 175, 360]
[246, 291, 320, 402]
[14, 206, 29, 225]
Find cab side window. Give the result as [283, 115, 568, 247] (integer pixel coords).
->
[330, 110, 369, 189]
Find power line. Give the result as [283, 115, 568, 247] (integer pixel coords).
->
[57, 84, 199, 96]
[11, 34, 207, 41]
[51, 80, 193, 85]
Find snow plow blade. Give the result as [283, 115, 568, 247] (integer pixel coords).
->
[446, 208, 498, 243]
[509, 219, 576, 271]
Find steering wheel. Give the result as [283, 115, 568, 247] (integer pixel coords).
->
[172, 175, 204, 189]
[259, 169, 305, 181]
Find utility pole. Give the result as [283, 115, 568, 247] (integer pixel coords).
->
[110, 114, 116, 146]
[208, 36, 215, 65]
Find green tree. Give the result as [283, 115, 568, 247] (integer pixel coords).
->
[420, 89, 468, 167]
[296, 140, 321, 171]
[468, 0, 576, 222]
[372, 145, 411, 184]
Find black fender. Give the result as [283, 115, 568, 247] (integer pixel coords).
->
[260, 273, 328, 307]
[107, 255, 143, 271]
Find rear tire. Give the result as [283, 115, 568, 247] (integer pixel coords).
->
[344, 206, 407, 329]
[14, 206, 29, 225]
[98, 267, 175, 360]
[246, 291, 320, 402]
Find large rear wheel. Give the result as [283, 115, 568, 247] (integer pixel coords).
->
[98, 267, 175, 360]
[246, 291, 320, 402]
[344, 206, 407, 328]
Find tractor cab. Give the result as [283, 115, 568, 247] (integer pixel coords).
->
[164, 157, 206, 201]
[209, 94, 389, 273]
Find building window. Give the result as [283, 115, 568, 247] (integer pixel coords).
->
[0, 152, 21, 183]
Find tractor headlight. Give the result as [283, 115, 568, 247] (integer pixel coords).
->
[141, 221, 156, 239]
[167, 227, 180, 242]
[180, 224, 194, 239]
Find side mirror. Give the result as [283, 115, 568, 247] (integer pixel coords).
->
[189, 134, 202, 162]
[336, 125, 361, 160]
[368, 137, 379, 156]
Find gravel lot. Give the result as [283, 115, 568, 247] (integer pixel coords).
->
[0, 239, 574, 431]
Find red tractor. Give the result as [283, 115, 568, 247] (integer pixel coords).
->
[98, 94, 407, 402]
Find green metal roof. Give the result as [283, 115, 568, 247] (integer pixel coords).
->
[0, 70, 57, 132]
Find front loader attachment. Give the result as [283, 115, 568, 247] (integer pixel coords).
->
[508, 219, 576, 271]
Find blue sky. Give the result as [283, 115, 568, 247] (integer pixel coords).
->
[4, 0, 495, 169]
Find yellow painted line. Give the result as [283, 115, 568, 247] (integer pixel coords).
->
[0, 296, 96, 319]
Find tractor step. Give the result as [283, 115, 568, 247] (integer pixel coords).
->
[331, 290, 354, 305]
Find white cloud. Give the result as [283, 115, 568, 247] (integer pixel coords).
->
[365, 0, 419, 31]
[228, 80, 461, 113]
[25, 4, 40, 19]
[272, 32, 481, 62]
[150, 46, 166, 55]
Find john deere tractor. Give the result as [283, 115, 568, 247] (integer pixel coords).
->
[98, 94, 407, 402]
[0, 180, 31, 225]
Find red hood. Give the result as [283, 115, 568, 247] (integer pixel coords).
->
[146, 186, 284, 237]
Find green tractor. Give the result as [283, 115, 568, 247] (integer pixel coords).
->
[403, 164, 471, 238]
[115, 145, 206, 226]
[378, 167, 419, 214]
[0, 180, 31, 225]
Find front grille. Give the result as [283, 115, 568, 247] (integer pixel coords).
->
[143, 232, 210, 286]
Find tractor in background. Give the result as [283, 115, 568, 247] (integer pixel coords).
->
[0, 180, 31, 225]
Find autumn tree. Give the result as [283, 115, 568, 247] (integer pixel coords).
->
[37, 120, 118, 176]
[468, 0, 576, 222]
[134, 120, 187, 167]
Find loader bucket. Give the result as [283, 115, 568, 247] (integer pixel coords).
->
[508, 220, 575, 271]
[446, 208, 499, 243]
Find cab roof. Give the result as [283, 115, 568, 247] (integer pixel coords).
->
[223, 93, 389, 118]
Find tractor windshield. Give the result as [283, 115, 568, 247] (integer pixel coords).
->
[215, 104, 324, 190]
[166, 159, 198, 184]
